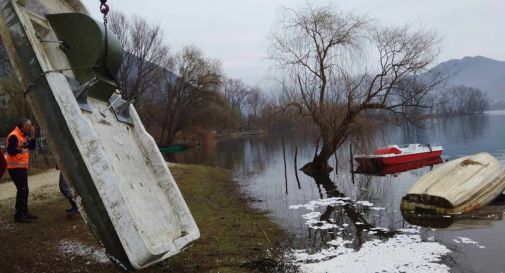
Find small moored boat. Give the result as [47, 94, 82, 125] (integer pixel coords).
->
[401, 152, 505, 214]
[159, 144, 190, 154]
[355, 157, 443, 176]
[354, 144, 443, 168]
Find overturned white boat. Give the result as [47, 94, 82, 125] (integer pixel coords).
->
[0, 0, 198, 270]
[401, 152, 505, 214]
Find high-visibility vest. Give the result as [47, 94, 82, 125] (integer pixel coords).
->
[5, 127, 29, 169]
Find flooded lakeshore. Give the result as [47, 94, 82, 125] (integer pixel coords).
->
[174, 111, 505, 273]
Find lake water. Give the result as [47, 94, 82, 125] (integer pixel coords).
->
[174, 111, 505, 273]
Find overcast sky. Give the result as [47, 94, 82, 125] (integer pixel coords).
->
[82, 0, 505, 86]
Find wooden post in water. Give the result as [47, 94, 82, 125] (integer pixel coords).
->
[313, 135, 321, 160]
[294, 145, 301, 189]
[282, 135, 288, 195]
[334, 152, 339, 175]
[350, 144, 355, 184]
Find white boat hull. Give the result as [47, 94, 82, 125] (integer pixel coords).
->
[0, 0, 199, 269]
[401, 152, 505, 214]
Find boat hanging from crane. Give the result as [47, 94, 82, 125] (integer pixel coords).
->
[0, 0, 199, 270]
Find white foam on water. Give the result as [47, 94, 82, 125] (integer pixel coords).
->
[290, 197, 351, 211]
[58, 239, 110, 264]
[302, 212, 322, 220]
[371, 227, 389, 232]
[453, 236, 486, 248]
[397, 227, 420, 233]
[291, 198, 387, 231]
[291, 198, 384, 211]
[291, 232, 451, 273]
[289, 198, 451, 273]
[356, 200, 374, 207]
[305, 218, 340, 230]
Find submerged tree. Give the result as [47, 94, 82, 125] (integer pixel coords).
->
[270, 4, 446, 174]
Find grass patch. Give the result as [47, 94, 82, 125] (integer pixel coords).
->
[0, 164, 292, 273]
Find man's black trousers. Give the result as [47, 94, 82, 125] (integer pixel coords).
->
[8, 168, 29, 218]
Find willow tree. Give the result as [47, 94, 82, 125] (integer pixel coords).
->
[270, 4, 445, 173]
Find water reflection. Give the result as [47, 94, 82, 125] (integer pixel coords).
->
[355, 157, 443, 176]
[173, 112, 505, 272]
[401, 194, 505, 230]
[305, 173, 397, 250]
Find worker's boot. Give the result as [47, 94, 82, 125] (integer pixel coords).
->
[23, 203, 37, 219]
[66, 204, 79, 218]
[14, 213, 32, 224]
[66, 199, 78, 213]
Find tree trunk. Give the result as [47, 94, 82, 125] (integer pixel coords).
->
[301, 142, 334, 175]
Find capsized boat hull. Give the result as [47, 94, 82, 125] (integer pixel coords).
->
[0, 0, 198, 270]
[401, 152, 505, 214]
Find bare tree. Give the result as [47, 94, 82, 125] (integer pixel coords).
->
[221, 78, 249, 110]
[245, 87, 265, 118]
[220, 78, 250, 129]
[437, 85, 488, 114]
[108, 11, 169, 103]
[270, 4, 445, 173]
[155, 46, 223, 146]
[244, 86, 266, 128]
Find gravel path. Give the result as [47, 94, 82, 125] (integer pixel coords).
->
[0, 169, 59, 201]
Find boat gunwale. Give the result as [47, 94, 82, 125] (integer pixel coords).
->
[354, 144, 443, 159]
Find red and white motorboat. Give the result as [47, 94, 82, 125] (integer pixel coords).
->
[354, 144, 443, 167]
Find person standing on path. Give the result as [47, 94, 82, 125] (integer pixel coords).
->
[5, 118, 37, 223]
[58, 172, 79, 217]
[0, 148, 6, 179]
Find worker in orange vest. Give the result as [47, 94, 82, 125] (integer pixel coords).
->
[0, 148, 6, 179]
[5, 118, 37, 223]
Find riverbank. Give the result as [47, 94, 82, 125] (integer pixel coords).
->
[0, 164, 293, 273]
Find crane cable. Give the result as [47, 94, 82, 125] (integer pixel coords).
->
[99, 0, 123, 94]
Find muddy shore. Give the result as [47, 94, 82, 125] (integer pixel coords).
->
[0, 164, 293, 273]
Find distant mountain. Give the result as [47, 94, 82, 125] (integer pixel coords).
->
[431, 56, 505, 101]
